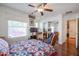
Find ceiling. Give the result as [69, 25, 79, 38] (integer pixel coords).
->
[1, 3, 79, 17]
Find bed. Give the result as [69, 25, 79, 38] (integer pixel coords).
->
[0, 38, 56, 56]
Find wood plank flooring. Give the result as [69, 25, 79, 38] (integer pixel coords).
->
[54, 42, 79, 56]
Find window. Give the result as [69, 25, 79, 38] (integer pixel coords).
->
[8, 20, 27, 38]
[51, 26, 54, 33]
[35, 23, 38, 28]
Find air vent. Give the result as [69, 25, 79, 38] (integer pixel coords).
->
[65, 11, 72, 14]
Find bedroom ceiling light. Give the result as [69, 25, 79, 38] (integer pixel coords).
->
[37, 8, 43, 12]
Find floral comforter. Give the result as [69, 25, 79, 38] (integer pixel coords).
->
[9, 39, 55, 56]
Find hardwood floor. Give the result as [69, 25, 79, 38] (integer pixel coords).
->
[62, 43, 77, 56]
[55, 42, 79, 56]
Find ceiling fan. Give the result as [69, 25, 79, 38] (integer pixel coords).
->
[28, 3, 53, 16]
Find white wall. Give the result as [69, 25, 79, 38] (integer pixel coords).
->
[57, 15, 63, 44]
[63, 13, 79, 20]
[0, 5, 29, 44]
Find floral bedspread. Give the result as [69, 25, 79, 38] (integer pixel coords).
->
[9, 39, 55, 56]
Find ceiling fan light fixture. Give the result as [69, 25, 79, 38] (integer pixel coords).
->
[37, 8, 43, 12]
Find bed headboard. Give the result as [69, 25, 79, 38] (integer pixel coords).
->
[0, 36, 5, 39]
[0, 36, 6, 42]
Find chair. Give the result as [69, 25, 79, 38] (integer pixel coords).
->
[51, 32, 59, 46]
[46, 33, 53, 44]
[42, 33, 53, 44]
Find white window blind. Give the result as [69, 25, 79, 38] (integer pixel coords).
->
[8, 20, 27, 38]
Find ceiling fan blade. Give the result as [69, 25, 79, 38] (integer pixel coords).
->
[28, 4, 35, 7]
[44, 9, 53, 12]
[37, 3, 43, 8]
[40, 12, 44, 16]
[37, 3, 47, 8]
[43, 3, 47, 6]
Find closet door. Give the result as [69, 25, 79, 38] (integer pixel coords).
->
[63, 19, 77, 55]
[66, 19, 76, 55]
[68, 19, 76, 48]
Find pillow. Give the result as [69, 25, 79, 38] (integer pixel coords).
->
[0, 38, 9, 56]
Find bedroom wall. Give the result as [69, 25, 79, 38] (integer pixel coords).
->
[63, 13, 79, 20]
[0, 5, 29, 44]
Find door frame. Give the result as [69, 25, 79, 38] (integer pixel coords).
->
[66, 19, 78, 48]
[76, 18, 78, 48]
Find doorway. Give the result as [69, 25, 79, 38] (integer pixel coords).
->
[67, 19, 76, 48]
[63, 19, 77, 55]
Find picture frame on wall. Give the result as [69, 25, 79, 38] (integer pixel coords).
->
[29, 20, 34, 26]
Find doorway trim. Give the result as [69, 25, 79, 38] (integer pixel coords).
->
[66, 19, 77, 48]
[76, 18, 78, 48]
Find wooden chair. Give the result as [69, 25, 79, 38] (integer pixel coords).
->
[51, 32, 59, 46]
